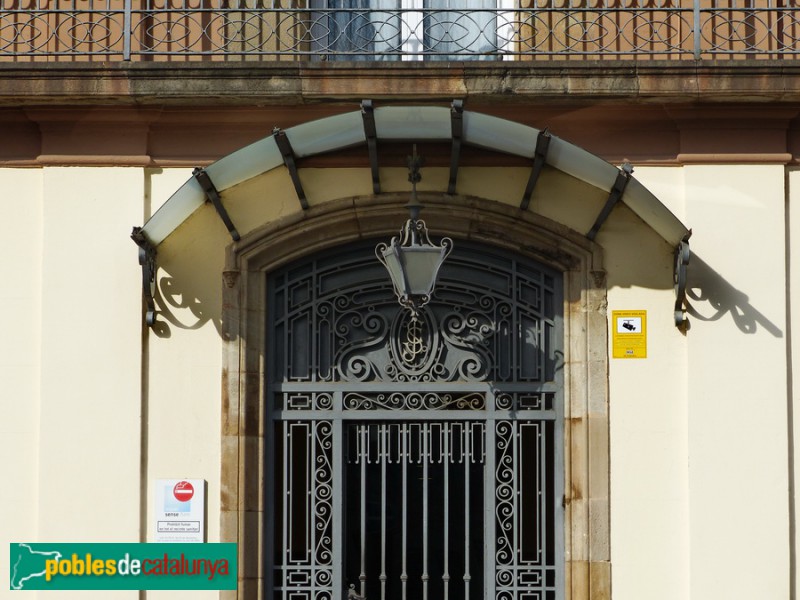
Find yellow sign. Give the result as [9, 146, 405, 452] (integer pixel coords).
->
[612, 310, 647, 358]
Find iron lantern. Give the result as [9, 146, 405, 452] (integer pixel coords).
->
[376, 148, 453, 315]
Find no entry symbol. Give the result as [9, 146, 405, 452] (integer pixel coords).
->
[173, 481, 194, 503]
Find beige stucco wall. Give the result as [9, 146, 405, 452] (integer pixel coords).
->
[1, 169, 42, 595]
[792, 167, 800, 600]
[683, 165, 789, 600]
[145, 167, 221, 600]
[1, 162, 795, 600]
[2, 167, 146, 599]
[601, 166, 690, 600]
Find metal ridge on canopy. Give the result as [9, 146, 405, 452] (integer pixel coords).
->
[131, 101, 692, 328]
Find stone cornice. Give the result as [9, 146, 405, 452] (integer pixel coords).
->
[0, 60, 799, 106]
[1, 62, 799, 165]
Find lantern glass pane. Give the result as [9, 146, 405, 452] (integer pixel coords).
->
[403, 247, 445, 296]
[381, 246, 408, 297]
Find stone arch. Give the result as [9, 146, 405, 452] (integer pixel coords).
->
[219, 193, 609, 600]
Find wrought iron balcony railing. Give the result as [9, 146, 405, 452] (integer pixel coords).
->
[1, 1, 798, 61]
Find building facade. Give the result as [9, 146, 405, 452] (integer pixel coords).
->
[2, 3, 799, 600]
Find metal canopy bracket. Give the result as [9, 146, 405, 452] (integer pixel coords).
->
[192, 167, 241, 242]
[274, 128, 309, 210]
[586, 162, 633, 241]
[448, 99, 464, 195]
[361, 99, 381, 195]
[674, 232, 692, 330]
[131, 226, 158, 327]
[520, 129, 551, 211]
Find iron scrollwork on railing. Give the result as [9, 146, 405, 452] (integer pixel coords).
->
[0, 4, 799, 60]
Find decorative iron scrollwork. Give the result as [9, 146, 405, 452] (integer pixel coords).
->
[337, 306, 492, 383]
[272, 243, 557, 385]
[674, 234, 691, 329]
[131, 227, 157, 327]
[343, 391, 485, 411]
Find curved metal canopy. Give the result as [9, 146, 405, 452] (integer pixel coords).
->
[132, 101, 691, 329]
[136, 103, 689, 247]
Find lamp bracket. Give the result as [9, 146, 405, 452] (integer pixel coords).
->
[405, 146, 425, 219]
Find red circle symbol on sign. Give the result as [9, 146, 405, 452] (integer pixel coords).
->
[173, 481, 194, 503]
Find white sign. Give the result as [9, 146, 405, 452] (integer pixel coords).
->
[154, 479, 205, 543]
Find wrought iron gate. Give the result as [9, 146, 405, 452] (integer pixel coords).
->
[266, 242, 564, 600]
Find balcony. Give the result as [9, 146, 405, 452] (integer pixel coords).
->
[0, 1, 798, 62]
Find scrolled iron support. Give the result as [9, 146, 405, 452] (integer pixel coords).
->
[131, 226, 158, 327]
[674, 233, 692, 329]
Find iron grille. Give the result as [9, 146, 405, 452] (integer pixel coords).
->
[266, 241, 564, 600]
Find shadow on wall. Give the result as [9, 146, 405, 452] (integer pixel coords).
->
[147, 274, 215, 338]
[686, 253, 782, 338]
[142, 241, 783, 341]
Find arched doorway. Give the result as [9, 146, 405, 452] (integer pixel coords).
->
[265, 239, 564, 600]
[219, 195, 610, 600]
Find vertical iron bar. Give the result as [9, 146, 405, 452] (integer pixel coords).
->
[485, 419, 496, 600]
[554, 356, 566, 599]
[402, 424, 409, 600]
[381, 424, 388, 600]
[360, 425, 367, 597]
[513, 421, 519, 598]
[693, 0, 701, 58]
[310, 422, 317, 599]
[539, 423, 547, 592]
[464, 423, 471, 600]
[265, 413, 276, 599]
[282, 421, 289, 600]
[443, 422, 450, 600]
[422, 422, 429, 600]
[123, 0, 132, 60]
[332, 397, 344, 600]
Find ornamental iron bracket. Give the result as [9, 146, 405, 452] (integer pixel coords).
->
[674, 232, 692, 330]
[274, 127, 309, 210]
[192, 167, 241, 241]
[520, 129, 551, 211]
[586, 162, 633, 241]
[131, 226, 158, 327]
